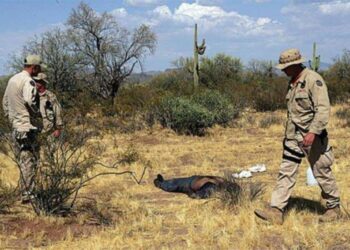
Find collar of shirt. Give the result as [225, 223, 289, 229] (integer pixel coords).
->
[39, 90, 47, 96]
[21, 70, 31, 77]
[289, 68, 308, 88]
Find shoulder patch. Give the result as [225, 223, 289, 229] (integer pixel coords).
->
[316, 80, 323, 87]
[30, 80, 36, 87]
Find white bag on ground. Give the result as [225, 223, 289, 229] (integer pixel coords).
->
[249, 164, 267, 173]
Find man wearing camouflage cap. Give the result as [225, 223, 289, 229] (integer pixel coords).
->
[254, 48, 341, 224]
[32, 73, 63, 157]
[32, 73, 63, 137]
[2, 54, 45, 203]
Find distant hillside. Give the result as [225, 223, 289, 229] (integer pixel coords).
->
[125, 71, 163, 84]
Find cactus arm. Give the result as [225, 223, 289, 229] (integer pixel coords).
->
[193, 23, 206, 88]
[310, 42, 321, 72]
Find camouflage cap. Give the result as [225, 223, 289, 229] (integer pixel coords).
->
[24, 54, 47, 69]
[275, 48, 305, 70]
[33, 73, 49, 84]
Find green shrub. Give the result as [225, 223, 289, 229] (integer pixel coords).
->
[115, 84, 166, 117]
[192, 90, 239, 126]
[157, 96, 214, 136]
[252, 78, 286, 112]
[151, 70, 194, 96]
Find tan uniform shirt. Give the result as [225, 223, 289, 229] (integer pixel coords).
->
[285, 68, 330, 139]
[2, 71, 38, 132]
[39, 90, 63, 133]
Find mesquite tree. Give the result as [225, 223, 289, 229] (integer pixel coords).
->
[67, 2, 156, 105]
[8, 28, 80, 92]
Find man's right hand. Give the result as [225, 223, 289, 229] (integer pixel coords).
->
[52, 129, 61, 138]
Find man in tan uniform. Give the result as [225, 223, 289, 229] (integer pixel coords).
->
[2, 55, 45, 203]
[32, 73, 63, 137]
[255, 49, 341, 224]
[32, 73, 63, 157]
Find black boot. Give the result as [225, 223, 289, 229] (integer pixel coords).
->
[154, 174, 164, 188]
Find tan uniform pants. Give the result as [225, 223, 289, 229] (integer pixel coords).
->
[270, 131, 340, 210]
[12, 130, 39, 198]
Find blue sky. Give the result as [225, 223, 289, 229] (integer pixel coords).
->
[0, 0, 349, 74]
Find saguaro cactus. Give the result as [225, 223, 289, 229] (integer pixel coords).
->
[309, 42, 321, 72]
[193, 23, 206, 88]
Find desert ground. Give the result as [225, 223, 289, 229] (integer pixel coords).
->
[0, 105, 349, 250]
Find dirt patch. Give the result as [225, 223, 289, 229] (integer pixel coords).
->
[0, 216, 100, 249]
[328, 244, 350, 250]
[137, 136, 161, 145]
[246, 128, 259, 135]
[253, 234, 287, 250]
[178, 153, 195, 166]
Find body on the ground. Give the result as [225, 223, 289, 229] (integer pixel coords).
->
[154, 174, 241, 199]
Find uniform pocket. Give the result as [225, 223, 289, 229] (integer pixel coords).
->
[295, 92, 311, 110]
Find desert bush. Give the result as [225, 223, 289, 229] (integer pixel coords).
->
[336, 108, 350, 127]
[151, 70, 194, 96]
[252, 78, 287, 112]
[0, 124, 149, 216]
[324, 49, 350, 104]
[156, 96, 214, 136]
[245, 59, 277, 82]
[200, 54, 243, 88]
[259, 113, 283, 128]
[114, 84, 166, 117]
[216, 176, 265, 207]
[77, 200, 116, 226]
[192, 90, 239, 126]
[0, 178, 17, 212]
[327, 80, 350, 104]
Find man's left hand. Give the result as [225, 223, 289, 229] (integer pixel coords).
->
[303, 132, 315, 147]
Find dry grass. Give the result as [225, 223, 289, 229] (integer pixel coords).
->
[0, 105, 350, 249]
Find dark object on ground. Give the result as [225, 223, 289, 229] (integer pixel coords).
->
[154, 174, 241, 199]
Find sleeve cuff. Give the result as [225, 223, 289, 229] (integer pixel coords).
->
[308, 127, 323, 135]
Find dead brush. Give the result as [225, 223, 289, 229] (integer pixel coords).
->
[259, 113, 283, 129]
[75, 200, 121, 226]
[215, 174, 265, 208]
[0, 124, 150, 216]
[0, 178, 17, 213]
[336, 107, 350, 127]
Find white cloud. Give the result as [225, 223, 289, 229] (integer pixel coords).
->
[124, 0, 162, 7]
[110, 8, 128, 18]
[256, 17, 271, 26]
[153, 5, 172, 18]
[319, 0, 350, 14]
[150, 3, 281, 37]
